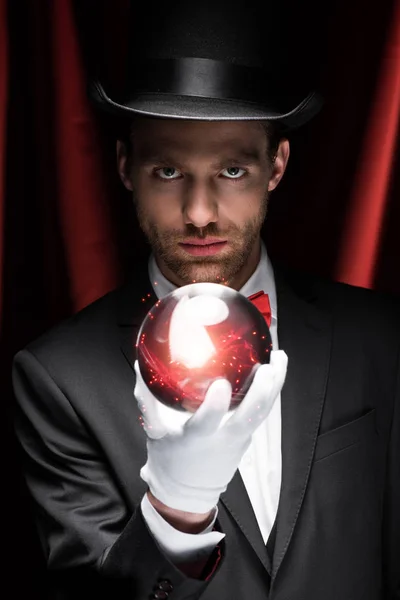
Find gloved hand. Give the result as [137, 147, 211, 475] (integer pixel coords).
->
[134, 350, 288, 513]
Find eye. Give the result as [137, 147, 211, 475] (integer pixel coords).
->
[155, 167, 181, 180]
[221, 167, 247, 179]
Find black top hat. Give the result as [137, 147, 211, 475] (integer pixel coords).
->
[90, 2, 323, 130]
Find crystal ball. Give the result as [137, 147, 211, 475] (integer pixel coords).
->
[136, 282, 272, 412]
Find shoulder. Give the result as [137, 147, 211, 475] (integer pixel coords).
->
[275, 261, 400, 307]
[15, 280, 135, 377]
[275, 262, 400, 336]
[18, 290, 115, 359]
[317, 272, 399, 316]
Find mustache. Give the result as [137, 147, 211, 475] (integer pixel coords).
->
[165, 223, 238, 240]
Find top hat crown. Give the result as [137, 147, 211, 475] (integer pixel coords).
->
[90, 1, 323, 130]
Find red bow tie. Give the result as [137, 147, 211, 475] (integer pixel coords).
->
[248, 291, 272, 328]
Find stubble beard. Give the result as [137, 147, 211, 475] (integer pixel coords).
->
[136, 199, 268, 287]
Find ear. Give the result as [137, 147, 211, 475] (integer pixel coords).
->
[116, 140, 134, 191]
[268, 139, 290, 192]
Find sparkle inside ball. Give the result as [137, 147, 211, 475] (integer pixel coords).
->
[136, 283, 272, 412]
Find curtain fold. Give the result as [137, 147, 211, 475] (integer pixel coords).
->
[335, 0, 400, 288]
[50, 0, 121, 312]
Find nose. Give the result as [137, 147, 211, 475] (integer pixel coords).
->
[182, 181, 218, 229]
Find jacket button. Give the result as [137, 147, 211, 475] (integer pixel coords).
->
[158, 580, 173, 592]
[150, 591, 169, 599]
[150, 578, 174, 598]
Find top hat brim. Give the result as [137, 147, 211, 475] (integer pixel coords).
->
[89, 79, 323, 131]
[89, 3, 324, 131]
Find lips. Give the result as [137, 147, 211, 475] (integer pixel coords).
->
[178, 239, 228, 256]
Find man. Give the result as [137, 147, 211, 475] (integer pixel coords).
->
[12, 3, 400, 599]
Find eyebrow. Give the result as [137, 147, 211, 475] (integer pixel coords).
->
[137, 148, 263, 168]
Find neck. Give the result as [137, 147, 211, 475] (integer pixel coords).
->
[227, 240, 262, 290]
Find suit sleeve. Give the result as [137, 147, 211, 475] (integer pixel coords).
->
[383, 347, 400, 600]
[12, 348, 222, 599]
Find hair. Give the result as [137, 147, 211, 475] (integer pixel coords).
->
[259, 121, 285, 163]
[115, 115, 285, 171]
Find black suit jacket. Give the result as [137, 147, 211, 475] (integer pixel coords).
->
[12, 264, 400, 599]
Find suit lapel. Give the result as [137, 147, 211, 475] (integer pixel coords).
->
[270, 267, 332, 581]
[117, 269, 158, 329]
[117, 270, 159, 371]
[220, 472, 272, 574]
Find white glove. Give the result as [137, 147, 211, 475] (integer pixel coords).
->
[134, 350, 288, 513]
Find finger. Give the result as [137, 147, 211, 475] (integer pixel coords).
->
[156, 399, 192, 432]
[133, 361, 155, 409]
[270, 349, 288, 390]
[134, 361, 191, 436]
[133, 361, 166, 438]
[240, 350, 287, 425]
[185, 378, 232, 436]
[227, 350, 288, 433]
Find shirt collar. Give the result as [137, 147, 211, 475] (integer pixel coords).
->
[148, 241, 277, 320]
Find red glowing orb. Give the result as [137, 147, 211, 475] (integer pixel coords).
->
[136, 283, 272, 412]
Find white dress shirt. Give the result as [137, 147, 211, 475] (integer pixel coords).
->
[140, 242, 281, 563]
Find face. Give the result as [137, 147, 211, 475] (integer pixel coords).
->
[117, 118, 289, 290]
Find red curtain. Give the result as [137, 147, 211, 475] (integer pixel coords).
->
[1, 0, 399, 596]
[335, 0, 400, 287]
